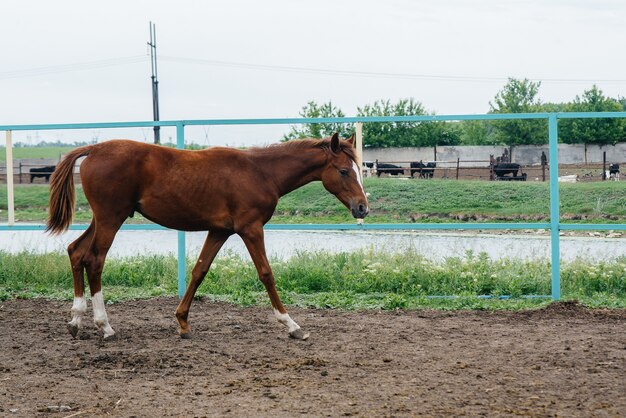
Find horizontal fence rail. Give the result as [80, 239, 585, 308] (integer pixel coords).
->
[3, 112, 626, 299]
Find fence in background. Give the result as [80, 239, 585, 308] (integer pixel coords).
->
[2, 112, 626, 299]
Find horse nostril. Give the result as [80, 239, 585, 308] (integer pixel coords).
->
[358, 204, 368, 216]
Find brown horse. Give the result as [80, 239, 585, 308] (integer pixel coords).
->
[47, 133, 368, 340]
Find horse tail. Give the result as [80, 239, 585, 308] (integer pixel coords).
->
[46, 146, 93, 235]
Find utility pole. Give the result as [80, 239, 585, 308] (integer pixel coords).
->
[148, 21, 160, 144]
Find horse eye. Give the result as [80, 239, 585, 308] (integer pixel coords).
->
[339, 169, 349, 177]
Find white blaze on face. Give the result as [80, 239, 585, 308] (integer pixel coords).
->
[69, 296, 87, 328]
[92, 291, 115, 338]
[274, 309, 301, 333]
[352, 161, 365, 194]
[352, 161, 369, 217]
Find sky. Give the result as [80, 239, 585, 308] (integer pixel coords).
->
[2, 0, 626, 147]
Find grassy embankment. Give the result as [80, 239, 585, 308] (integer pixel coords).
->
[0, 146, 69, 161]
[1, 178, 625, 224]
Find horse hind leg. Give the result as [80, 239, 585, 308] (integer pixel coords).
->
[175, 231, 231, 338]
[83, 220, 123, 339]
[66, 222, 95, 338]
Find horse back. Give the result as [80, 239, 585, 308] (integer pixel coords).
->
[79, 140, 277, 231]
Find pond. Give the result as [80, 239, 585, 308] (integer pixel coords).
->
[1, 229, 624, 262]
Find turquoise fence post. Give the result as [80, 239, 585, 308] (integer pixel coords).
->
[548, 114, 561, 300]
[176, 122, 187, 298]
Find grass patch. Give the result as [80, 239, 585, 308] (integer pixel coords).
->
[2, 179, 624, 224]
[1, 250, 624, 309]
[0, 146, 72, 162]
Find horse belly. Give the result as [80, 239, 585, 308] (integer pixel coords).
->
[136, 193, 233, 232]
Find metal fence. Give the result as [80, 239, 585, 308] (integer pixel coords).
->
[2, 112, 626, 299]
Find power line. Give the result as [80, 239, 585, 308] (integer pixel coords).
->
[0, 56, 147, 80]
[2, 53, 625, 86]
[159, 54, 626, 85]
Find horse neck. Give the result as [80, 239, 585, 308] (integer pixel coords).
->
[254, 146, 328, 197]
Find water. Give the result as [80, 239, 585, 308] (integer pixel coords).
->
[1, 229, 624, 262]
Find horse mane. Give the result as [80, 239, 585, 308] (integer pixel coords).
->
[250, 137, 357, 160]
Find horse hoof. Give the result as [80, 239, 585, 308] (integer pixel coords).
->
[289, 329, 310, 340]
[180, 332, 192, 339]
[67, 322, 79, 339]
[103, 333, 117, 341]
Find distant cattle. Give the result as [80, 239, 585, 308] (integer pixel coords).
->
[608, 163, 620, 181]
[375, 163, 404, 177]
[30, 165, 56, 183]
[493, 163, 521, 178]
[410, 161, 436, 178]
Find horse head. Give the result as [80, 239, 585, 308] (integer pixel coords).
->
[321, 133, 369, 219]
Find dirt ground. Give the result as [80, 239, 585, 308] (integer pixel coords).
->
[0, 298, 624, 417]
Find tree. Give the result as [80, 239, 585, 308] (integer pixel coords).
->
[558, 85, 626, 145]
[357, 98, 459, 147]
[489, 78, 547, 145]
[283, 101, 353, 141]
[458, 120, 498, 145]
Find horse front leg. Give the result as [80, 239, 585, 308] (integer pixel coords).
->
[176, 231, 230, 338]
[240, 225, 309, 340]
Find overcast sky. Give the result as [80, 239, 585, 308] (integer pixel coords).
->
[2, 0, 625, 146]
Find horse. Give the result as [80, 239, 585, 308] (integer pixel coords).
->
[29, 165, 56, 183]
[46, 133, 369, 341]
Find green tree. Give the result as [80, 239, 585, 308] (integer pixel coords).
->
[283, 101, 353, 141]
[458, 120, 498, 145]
[357, 98, 459, 147]
[489, 78, 547, 145]
[558, 85, 626, 145]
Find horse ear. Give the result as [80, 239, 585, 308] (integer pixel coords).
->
[330, 132, 340, 153]
[346, 134, 355, 147]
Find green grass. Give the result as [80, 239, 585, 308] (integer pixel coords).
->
[0, 146, 72, 162]
[1, 250, 624, 309]
[274, 179, 625, 223]
[2, 178, 624, 224]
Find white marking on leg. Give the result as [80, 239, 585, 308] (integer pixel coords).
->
[274, 309, 301, 333]
[92, 291, 115, 338]
[69, 296, 87, 328]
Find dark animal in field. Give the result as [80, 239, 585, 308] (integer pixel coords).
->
[30, 165, 56, 183]
[493, 163, 521, 178]
[376, 163, 404, 177]
[608, 163, 620, 180]
[498, 172, 528, 181]
[410, 161, 436, 178]
[47, 134, 368, 341]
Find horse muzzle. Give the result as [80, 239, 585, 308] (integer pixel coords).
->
[351, 203, 369, 219]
